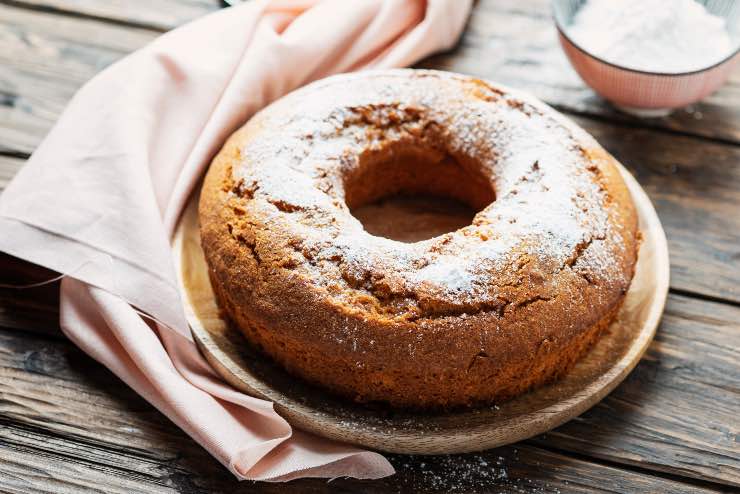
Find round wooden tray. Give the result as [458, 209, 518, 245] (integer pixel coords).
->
[173, 164, 669, 455]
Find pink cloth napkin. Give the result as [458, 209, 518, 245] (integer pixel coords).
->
[0, 0, 472, 481]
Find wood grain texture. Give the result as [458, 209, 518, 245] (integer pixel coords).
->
[0, 285, 60, 337]
[0, 325, 731, 494]
[1, 264, 737, 488]
[0, 4, 155, 154]
[531, 293, 740, 487]
[5, 0, 740, 143]
[1, 0, 739, 156]
[1, 0, 220, 31]
[3, 428, 727, 494]
[577, 118, 740, 304]
[1, 3, 739, 302]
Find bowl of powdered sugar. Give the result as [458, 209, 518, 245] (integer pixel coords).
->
[552, 0, 740, 116]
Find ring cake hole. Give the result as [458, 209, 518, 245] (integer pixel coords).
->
[345, 144, 496, 243]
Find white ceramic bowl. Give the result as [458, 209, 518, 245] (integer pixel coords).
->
[552, 0, 740, 116]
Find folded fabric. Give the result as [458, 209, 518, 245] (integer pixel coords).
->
[0, 0, 472, 481]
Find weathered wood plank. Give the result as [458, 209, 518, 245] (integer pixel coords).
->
[5, 0, 739, 144]
[1, 0, 219, 31]
[531, 293, 740, 487]
[1, 438, 726, 494]
[575, 119, 740, 304]
[387, 447, 730, 494]
[0, 448, 174, 494]
[0, 282, 737, 488]
[0, 4, 156, 154]
[0, 325, 727, 494]
[0, 286, 60, 338]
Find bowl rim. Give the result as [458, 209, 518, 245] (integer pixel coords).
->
[552, 10, 740, 77]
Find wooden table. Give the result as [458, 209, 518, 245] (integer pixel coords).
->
[1, 1, 738, 492]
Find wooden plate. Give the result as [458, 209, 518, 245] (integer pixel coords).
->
[173, 164, 669, 455]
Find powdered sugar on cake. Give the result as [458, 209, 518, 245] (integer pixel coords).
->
[231, 70, 626, 317]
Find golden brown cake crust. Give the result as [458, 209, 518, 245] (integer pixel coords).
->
[199, 69, 639, 409]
